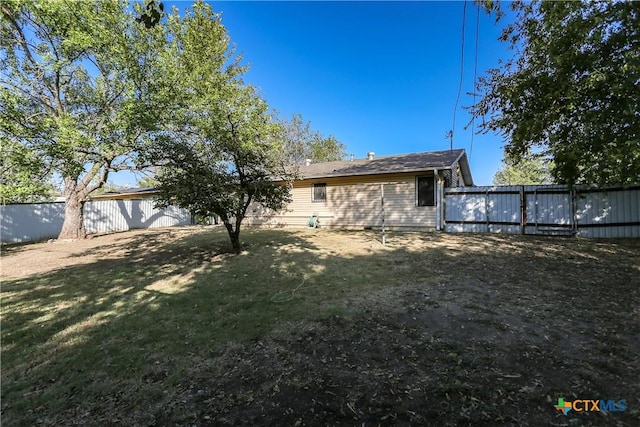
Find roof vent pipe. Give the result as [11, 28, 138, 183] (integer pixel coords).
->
[350, 154, 355, 161]
[367, 151, 375, 160]
[304, 158, 312, 166]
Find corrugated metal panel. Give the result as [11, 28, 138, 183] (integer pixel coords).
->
[524, 186, 572, 227]
[1, 200, 192, 244]
[0, 202, 65, 243]
[444, 186, 522, 234]
[445, 185, 639, 238]
[246, 172, 438, 229]
[576, 188, 640, 238]
[84, 200, 192, 234]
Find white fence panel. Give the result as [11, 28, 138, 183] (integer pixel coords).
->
[576, 188, 640, 238]
[445, 185, 640, 238]
[84, 200, 192, 234]
[0, 203, 65, 243]
[1, 200, 193, 244]
[444, 186, 522, 234]
[522, 186, 574, 234]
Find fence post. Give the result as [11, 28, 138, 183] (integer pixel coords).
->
[571, 188, 578, 236]
[520, 186, 525, 235]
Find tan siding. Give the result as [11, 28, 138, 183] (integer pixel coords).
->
[246, 172, 438, 230]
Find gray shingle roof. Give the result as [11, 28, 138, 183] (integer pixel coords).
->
[89, 187, 159, 199]
[297, 149, 470, 181]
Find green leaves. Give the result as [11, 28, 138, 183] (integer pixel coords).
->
[278, 113, 347, 165]
[142, 1, 293, 253]
[0, 140, 54, 203]
[475, 0, 640, 186]
[136, 0, 164, 29]
[493, 154, 553, 186]
[1, 0, 175, 237]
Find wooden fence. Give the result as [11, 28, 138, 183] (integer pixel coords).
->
[444, 185, 640, 238]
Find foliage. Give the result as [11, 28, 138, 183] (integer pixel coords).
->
[135, 174, 160, 189]
[0, 139, 54, 203]
[145, 2, 293, 253]
[474, 0, 640, 186]
[136, 0, 164, 28]
[493, 153, 553, 185]
[279, 113, 347, 165]
[91, 181, 131, 195]
[0, 0, 166, 237]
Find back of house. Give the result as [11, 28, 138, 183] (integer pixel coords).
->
[247, 149, 473, 231]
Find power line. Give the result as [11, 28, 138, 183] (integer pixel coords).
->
[450, 0, 467, 150]
[470, 1, 480, 160]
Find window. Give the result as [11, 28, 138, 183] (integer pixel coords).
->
[313, 183, 327, 202]
[416, 176, 435, 206]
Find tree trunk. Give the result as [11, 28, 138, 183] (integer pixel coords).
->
[223, 221, 242, 254]
[58, 193, 87, 240]
[229, 231, 241, 254]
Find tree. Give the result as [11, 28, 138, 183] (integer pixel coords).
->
[136, 174, 159, 189]
[92, 181, 130, 195]
[474, 1, 640, 186]
[279, 114, 346, 165]
[493, 154, 553, 185]
[146, 2, 293, 254]
[0, 139, 54, 203]
[308, 135, 347, 164]
[1, 0, 166, 238]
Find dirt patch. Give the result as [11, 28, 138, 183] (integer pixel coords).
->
[1, 228, 190, 279]
[2, 228, 639, 426]
[166, 281, 639, 426]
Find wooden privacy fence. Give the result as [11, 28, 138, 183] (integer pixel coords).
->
[444, 185, 640, 238]
[0, 199, 194, 244]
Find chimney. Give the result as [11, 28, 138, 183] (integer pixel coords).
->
[367, 151, 375, 160]
[304, 158, 312, 166]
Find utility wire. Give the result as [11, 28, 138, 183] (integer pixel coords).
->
[470, 2, 480, 160]
[451, 0, 467, 150]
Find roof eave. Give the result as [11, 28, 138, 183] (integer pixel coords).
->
[452, 151, 474, 186]
[297, 166, 456, 181]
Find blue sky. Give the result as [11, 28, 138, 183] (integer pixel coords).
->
[114, 1, 515, 187]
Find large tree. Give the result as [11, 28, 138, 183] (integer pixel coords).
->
[1, 0, 165, 238]
[146, 2, 293, 254]
[493, 153, 553, 185]
[474, 0, 640, 186]
[279, 113, 347, 165]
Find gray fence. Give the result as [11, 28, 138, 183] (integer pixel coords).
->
[444, 185, 640, 238]
[1, 199, 193, 244]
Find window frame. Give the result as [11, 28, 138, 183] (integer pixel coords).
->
[416, 175, 436, 207]
[312, 183, 327, 203]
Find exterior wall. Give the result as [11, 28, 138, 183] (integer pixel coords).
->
[1, 199, 193, 244]
[246, 172, 440, 230]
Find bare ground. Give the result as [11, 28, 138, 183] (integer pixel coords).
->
[2, 227, 639, 426]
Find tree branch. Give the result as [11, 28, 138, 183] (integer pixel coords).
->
[1, 5, 37, 66]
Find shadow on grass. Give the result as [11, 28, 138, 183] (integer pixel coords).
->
[2, 229, 639, 425]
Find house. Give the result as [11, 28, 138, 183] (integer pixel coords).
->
[247, 149, 473, 231]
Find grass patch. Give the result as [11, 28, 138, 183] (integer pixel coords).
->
[2, 227, 639, 425]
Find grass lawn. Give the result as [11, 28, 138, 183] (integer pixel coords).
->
[2, 227, 639, 425]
